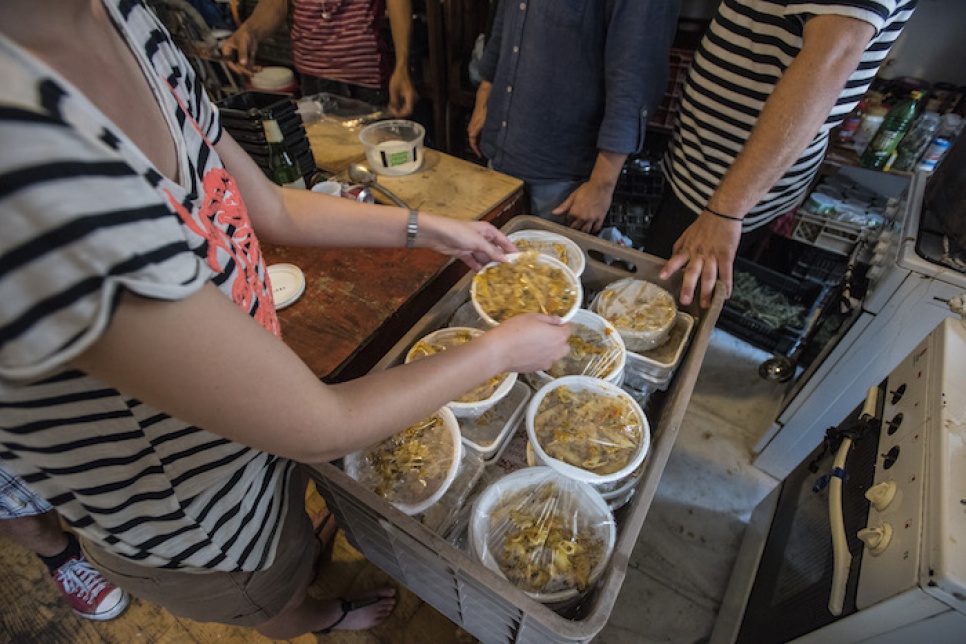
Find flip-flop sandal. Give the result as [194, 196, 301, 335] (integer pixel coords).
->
[315, 596, 385, 634]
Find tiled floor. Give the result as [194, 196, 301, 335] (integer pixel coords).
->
[0, 329, 787, 643]
[594, 329, 785, 643]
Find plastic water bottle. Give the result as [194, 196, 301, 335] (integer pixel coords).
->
[892, 111, 940, 171]
[860, 90, 924, 170]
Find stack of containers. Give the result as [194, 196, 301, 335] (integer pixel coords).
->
[217, 90, 317, 186]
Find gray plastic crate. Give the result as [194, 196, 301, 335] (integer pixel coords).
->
[309, 216, 725, 643]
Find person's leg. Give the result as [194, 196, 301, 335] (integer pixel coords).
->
[0, 467, 130, 621]
[642, 189, 699, 259]
[79, 465, 395, 637]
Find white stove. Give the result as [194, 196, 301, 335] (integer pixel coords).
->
[712, 317, 966, 643]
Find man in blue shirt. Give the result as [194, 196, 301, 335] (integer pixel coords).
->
[467, 0, 678, 234]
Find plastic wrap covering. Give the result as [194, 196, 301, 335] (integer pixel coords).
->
[527, 309, 626, 390]
[405, 327, 517, 416]
[470, 467, 616, 603]
[591, 277, 676, 352]
[526, 376, 650, 485]
[471, 251, 582, 325]
[507, 230, 586, 277]
[343, 408, 462, 515]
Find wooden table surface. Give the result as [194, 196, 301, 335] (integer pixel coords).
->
[264, 126, 525, 382]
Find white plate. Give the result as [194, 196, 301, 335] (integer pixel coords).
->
[267, 263, 306, 310]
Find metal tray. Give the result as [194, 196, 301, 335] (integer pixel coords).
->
[309, 216, 724, 643]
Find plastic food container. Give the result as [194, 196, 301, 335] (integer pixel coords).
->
[526, 375, 650, 486]
[527, 309, 626, 390]
[420, 447, 486, 537]
[622, 311, 694, 392]
[459, 380, 531, 462]
[471, 252, 582, 326]
[405, 327, 517, 417]
[508, 230, 586, 277]
[470, 467, 616, 605]
[343, 407, 462, 516]
[526, 441, 645, 511]
[359, 119, 425, 176]
[591, 277, 677, 352]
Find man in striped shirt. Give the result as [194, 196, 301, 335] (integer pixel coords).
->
[646, 0, 918, 308]
[223, 0, 416, 116]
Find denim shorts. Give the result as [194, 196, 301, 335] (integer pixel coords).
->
[0, 462, 52, 519]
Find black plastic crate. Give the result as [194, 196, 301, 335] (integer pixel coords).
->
[612, 156, 665, 202]
[218, 90, 297, 120]
[718, 258, 826, 356]
[217, 91, 317, 184]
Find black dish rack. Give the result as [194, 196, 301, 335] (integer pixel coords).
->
[216, 90, 317, 185]
[718, 257, 828, 356]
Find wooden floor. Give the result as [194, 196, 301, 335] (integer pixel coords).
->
[0, 483, 476, 644]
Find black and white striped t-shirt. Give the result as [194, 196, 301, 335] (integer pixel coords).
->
[665, 0, 918, 231]
[0, 0, 295, 572]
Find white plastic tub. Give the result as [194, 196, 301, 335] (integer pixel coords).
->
[359, 119, 425, 176]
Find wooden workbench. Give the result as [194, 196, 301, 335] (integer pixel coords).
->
[262, 123, 525, 382]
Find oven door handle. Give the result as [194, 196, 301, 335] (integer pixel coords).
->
[828, 435, 852, 616]
[828, 387, 879, 616]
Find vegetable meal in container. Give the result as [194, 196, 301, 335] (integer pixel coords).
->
[527, 309, 626, 390]
[526, 375, 650, 485]
[591, 277, 677, 352]
[470, 251, 582, 325]
[507, 230, 586, 277]
[470, 467, 616, 603]
[405, 327, 517, 416]
[343, 407, 462, 515]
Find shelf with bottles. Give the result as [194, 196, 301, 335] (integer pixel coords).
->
[829, 77, 964, 176]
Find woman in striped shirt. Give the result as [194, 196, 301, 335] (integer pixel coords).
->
[647, 0, 917, 309]
[0, 0, 569, 637]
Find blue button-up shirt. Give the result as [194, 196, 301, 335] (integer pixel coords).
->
[479, 0, 678, 184]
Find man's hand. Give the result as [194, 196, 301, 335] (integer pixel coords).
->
[388, 67, 417, 117]
[551, 181, 612, 234]
[658, 211, 741, 308]
[467, 81, 492, 157]
[221, 27, 261, 77]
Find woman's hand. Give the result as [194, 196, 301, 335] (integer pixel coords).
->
[480, 313, 572, 373]
[420, 215, 517, 271]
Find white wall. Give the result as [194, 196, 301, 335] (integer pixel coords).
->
[882, 0, 966, 87]
[676, 0, 966, 87]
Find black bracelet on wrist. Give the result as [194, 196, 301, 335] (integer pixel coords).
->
[705, 206, 743, 222]
[406, 209, 419, 249]
[704, 206, 741, 221]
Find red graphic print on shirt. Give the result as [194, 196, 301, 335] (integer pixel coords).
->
[166, 168, 280, 337]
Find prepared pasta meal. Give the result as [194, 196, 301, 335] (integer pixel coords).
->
[470, 467, 615, 600]
[526, 375, 650, 485]
[592, 278, 677, 352]
[544, 311, 624, 381]
[406, 327, 513, 405]
[343, 408, 461, 515]
[507, 230, 585, 277]
[471, 251, 581, 325]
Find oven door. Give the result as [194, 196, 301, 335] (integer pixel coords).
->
[721, 387, 885, 643]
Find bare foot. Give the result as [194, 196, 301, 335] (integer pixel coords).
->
[317, 587, 397, 632]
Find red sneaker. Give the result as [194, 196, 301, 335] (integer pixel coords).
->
[51, 556, 131, 621]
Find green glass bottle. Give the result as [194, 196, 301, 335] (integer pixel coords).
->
[261, 113, 306, 189]
[859, 90, 924, 171]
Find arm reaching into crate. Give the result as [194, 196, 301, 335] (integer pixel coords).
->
[648, 2, 918, 308]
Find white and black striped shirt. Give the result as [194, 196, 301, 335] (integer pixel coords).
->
[0, 0, 294, 572]
[665, 0, 918, 231]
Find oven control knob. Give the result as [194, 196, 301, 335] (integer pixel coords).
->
[865, 481, 898, 511]
[857, 523, 893, 556]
